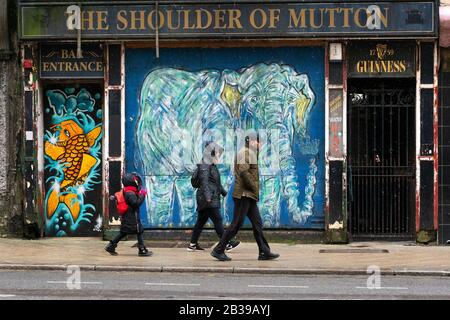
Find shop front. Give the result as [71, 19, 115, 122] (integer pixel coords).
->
[346, 40, 428, 240]
[18, 0, 438, 242]
[35, 43, 105, 236]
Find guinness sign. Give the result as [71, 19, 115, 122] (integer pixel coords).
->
[348, 41, 415, 78]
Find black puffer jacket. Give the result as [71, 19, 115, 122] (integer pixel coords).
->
[196, 163, 227, 211]
[120, 173, 145, 234]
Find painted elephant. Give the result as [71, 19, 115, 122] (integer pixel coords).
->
[136, 68, 239, 227]
[136, 63, 318, 228]
[221, 63, 317, 226]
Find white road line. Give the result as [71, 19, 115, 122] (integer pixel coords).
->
[356, 286, 409, 290]
[145, 283, 201, 286]
[47, 281, 103, 285]
[0, 294, 16, 298]
[248, 285, 309, 289]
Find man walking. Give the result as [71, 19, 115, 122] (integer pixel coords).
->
[211, 133, 279, 261]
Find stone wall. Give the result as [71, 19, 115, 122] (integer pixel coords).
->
[0, 61, 8, 192]
[0, 58, 23, 237]
[0, 60, 8, 235]
[0, 0, 24, 237]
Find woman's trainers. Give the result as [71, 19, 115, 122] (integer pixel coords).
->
[225, 240, 241, 252]
[187, 243, 205, 251]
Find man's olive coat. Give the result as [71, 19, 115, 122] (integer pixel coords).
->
[232, 147, 260, 201]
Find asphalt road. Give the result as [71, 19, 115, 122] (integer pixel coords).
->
[0, 270, 449, 300]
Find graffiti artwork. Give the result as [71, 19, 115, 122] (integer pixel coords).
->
[44, 85, 103, 236]
[126, 47, 325, 229]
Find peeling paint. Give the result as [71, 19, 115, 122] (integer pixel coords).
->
[434, 42, 439, 231]
[0, 61, 9, 191]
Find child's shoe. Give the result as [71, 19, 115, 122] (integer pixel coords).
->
[105, 242, 118, 256]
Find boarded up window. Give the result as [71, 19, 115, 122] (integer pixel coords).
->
[0, 1, 9, 51]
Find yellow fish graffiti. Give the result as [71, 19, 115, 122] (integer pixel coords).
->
[45, 119, 102, 222]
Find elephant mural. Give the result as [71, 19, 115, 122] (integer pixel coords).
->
[136, 68, 239, 226]
[228, 63, 318, 226]
[135, 62, 320, 228]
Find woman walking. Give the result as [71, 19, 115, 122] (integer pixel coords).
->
[188, 141, 240, 252]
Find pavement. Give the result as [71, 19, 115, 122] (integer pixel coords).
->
[0, 238, 450, 276]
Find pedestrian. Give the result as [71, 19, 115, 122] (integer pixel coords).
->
[188, 141, 240, 252]
[105, 172, 152, 257]
[211, 134, 280, 261]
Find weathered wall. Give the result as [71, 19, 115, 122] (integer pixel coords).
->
[0, 60, 10, 235]
[0, 0, 24, 237]
[0, 61, 8, 191]
[0, 59, 23, 237]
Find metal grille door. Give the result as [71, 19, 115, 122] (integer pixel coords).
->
[348, 79, 415, 238]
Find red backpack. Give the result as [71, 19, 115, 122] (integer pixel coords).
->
[114, 191, 128, 216]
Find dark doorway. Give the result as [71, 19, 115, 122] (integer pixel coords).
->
[347, 79, 416, 239]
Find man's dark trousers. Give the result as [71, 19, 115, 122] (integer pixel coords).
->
[214, 196, 270, 254]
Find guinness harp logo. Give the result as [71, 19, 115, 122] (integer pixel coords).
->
[373, 44, 394, 60]
[376, 44, 388, 60]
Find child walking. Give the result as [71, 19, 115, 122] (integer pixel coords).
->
[105, 172, 152, 257]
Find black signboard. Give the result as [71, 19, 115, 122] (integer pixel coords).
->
[40, 44, 104, 79]
[348, 41, 416, 78]
[21, 2, 436, 39]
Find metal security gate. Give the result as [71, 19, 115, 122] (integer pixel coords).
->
[348, 79, 415, 239]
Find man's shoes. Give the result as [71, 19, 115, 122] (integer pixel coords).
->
[225, 240, 241, 252]
[138, 246, 153, 257]
[258, 252, 280, 260]
[211, 250, 231, 261]
[105, 242, 118, 256]
[187, 243, 205, 251]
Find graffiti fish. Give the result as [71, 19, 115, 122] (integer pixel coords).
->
[45, 119, 101, 222]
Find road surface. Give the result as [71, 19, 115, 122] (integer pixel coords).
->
[0, 270, 449, 300]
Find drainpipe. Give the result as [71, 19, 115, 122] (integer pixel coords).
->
[155, 1, 160, 58]
[77, 2, 82, 58]
[440, 5, 450, 48]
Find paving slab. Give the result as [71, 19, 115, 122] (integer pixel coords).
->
[0, 238, 449, 276]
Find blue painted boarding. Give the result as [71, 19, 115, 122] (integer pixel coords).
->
[125, 47, 325, 229]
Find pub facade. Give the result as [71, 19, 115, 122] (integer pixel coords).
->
[18, 0, 440, 243]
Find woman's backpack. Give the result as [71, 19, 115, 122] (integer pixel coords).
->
[114, 190, 128, 216]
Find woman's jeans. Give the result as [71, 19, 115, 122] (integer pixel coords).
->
[190, 207, 224, 244]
